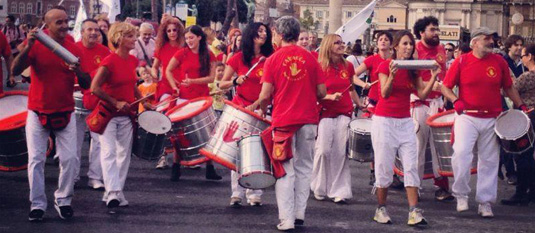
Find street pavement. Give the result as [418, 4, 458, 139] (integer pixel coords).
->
[1, 75, 535, 233]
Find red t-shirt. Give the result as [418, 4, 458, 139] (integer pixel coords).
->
[99, 53, 138, 103]
[319, 62, 355, 119]
[0, 31, 11, 94]
[376, 59, 416, 118]
[75, 42, 111, 110]
[363, 54, 387, 102]
[227, 52, 265, 107]
[415, 41, 446, 98]
[310, 51, 319, 60]
[172, 47, 216, 100]
[27, 39, 82, 113]
[154, 43, 181, 98]
[261, 45, 325, 127]
[443, 52, 512, 118]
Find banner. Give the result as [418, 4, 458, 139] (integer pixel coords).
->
[72, 0, 87, 42]
[100, 0, 121, 23]
[335, 0, 377, 44]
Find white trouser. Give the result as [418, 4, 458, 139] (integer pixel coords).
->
[451, 114, 499, 204]
[410, 95, 444, 184]
[310, 115, 352, 199]
[99, 116, 133, 202]
[371, 116, 419, 188]
[276, 124, 317, 222]
[230, 170, 263, 199]
[27, 111, 78, 210]
[75, 114, 103, 182]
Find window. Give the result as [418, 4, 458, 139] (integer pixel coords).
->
[19, 3, 24, 14]
[70, 5, 76, 16]
[10, 3, 16, 13]
[37, 1, 42, 15]
[47, 4, 52, 11]
[316, 11, 323, 18]
[346, 11, 352, 18]
[27, 3, 33, 14]
[387, 15, 397, 23]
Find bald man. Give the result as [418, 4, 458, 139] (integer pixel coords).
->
[12, 9, 90, 222]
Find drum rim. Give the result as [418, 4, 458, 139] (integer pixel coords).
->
[238, 134, 262, 144]
[426, 109, 455, 128]
[199, 148, 237, 171]
[0, 91, 29, 132]
[180, 156, 209, 166]
[495, 109, 531, 140]
[224, 100, 271, 125]
[166, 97, 213, 122]
[348, 118, 372, 133]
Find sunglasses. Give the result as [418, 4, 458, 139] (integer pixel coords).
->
[521, 54, 529, 58]
[445, 48, 454, 52]
[334, 41, 344, 45]
[167, 29, 177, 33]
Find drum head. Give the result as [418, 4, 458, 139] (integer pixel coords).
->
[138, 111, 172, 135]
[0, 94, 28, 131]
[433, 112, 455, 124]
[349, 118, 372, 133]
[73, 91, 83, 98]
[495, 110, 530, 140]
[167, 99, 208, 121]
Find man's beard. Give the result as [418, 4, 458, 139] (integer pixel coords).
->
[424, 36, 440, 47]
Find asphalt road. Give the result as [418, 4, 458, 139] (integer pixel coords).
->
[1, 71, 535, 233]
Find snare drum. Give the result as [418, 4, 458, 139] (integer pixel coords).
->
[166, 97, 218, 166]
[237, 135, 276, 189]
[495, 109, 535, 154]
[0, 91, 29, 171]
[347, 118, 373, 162]
[133, 126, 165, 160]
[200, 100, 271, 171]
[426, 110, 477, 177]
[73, 91, 91, 115]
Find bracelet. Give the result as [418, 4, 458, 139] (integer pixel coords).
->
[232, 78, 239, 86]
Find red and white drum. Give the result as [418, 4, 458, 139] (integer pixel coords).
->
[0, 91, 29, 171]
[165, 97, 218, 166]
[237, 135, 275, 189]
[495, 109, 535, 154]
[200, 100, 271, 171]
[426, 110, 478, 177]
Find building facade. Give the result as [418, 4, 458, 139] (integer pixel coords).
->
[5, 0, 88, 25]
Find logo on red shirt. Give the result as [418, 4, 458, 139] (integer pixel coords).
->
[94, 55, 102, 65]
[436, 53, 444, 63]
[283, 56, 307, 81]
[256, 68, 263, 77]
[340, 69, 350, 79]
[486, 66, 497, 78]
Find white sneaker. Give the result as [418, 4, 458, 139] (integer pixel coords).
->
[456, 196, 469, 212]
[155, 155, 169, 169]
[277, 219, 295, 231]
[314, 194, 326, 201]
[478, 203, 494, 218]
[87, 179, 105, 190]
[373, 206, 392, 224]
[248, 197, 262, 206]
[333, 197, 347, 204]
[407, 208, 427, 226]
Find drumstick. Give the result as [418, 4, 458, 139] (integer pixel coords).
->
[369, 80, 379, 86]
[463, 110, 489, 114]
[341, 85, 353, 94]
[153, 96, 181, 109]
[244, 57, 266, 78]
[130, 93, 155, 106]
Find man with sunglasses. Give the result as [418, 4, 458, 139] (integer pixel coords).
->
[412, 16, 453, 202]
[445, 43, 455, 70]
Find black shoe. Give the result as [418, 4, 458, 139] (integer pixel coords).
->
[206, 165, 222, 180]
[54, 203, 73, 220]
[170, 163, 181, 182]
[390, 175, 404, 190]
[435, 189, 454, 201]
[28, 209, 44, 222]
[369, 172, 376, 186]
[295, 219, 304, 226]
[501, 193, 530, 206]
[507, 175, 518, 185]
[107, 199, 120, 208]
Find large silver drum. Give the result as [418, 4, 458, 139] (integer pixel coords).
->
[394, 142, 434, 179]
[426, 110, 477, 177]
[347, 118, 373, 162]
[237, 135, 275, 189]
[73, 91, 91, 115]
[200, 100, 271, 171]
[495, 109, 535, 154]
[165, 97, 218, 166]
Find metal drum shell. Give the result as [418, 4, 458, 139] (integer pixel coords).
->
[200, 100, 271, 171]
[133, 127, 165, 161]
[426, 110, 477, 177]
[495, 109, 535, 155]
[347, 118, 374, 162]
[166, 97, 217, 166]
[0, 91, 29, 171]
[237, 135, 276, 190]
[394, 142, 434, 179]
[73, 91, 91, 115]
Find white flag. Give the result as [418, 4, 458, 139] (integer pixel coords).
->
[335, 0, 377, 44]
[101, 0, 121, 23]
[73, 0, 87, 42]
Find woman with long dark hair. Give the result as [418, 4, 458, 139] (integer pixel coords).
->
[218, 22, 274, 207]
[166, 25, 220, 181]
[310, 34, 361, 204]
[371, 30, 439, 225]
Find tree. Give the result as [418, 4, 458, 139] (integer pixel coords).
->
[300, 9, 315, 30]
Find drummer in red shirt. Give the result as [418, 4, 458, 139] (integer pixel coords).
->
[372, 30, 439, 226]
[0, 30, 13, 93]
[258, 16, 326, 231]
[11, 9, 91, 221]
[310, 34, 362, 204]
[441, 27, 526, 218]
[90, 22, 151, 210]
[166, 25, 221, 181]
[74, 19, 111, 190]
[412, 16, 453, 201]
[219, 22, 274, 207]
